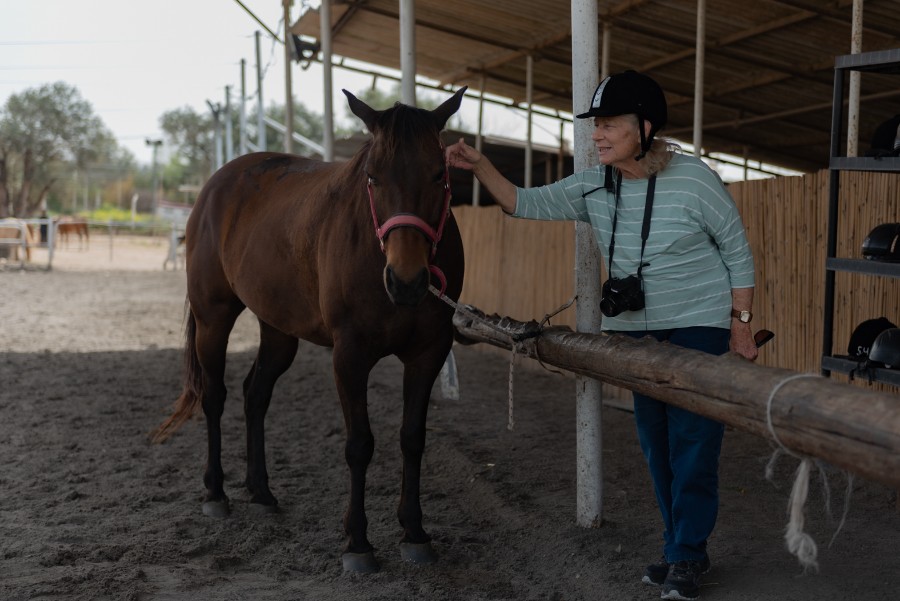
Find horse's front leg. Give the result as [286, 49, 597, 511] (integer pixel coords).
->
[396, 337, 452, 564]
[332, 338, 379, 573]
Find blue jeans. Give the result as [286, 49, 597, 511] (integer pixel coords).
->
[616, 327, 730, 563]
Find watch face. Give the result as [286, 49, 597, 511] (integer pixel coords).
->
[740, 311, 751, 323]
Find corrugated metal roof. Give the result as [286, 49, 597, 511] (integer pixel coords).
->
[295, 0, 900, 173]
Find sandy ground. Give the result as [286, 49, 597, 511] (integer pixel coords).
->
[1, 236, 899, 601]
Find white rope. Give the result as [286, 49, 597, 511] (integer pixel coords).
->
[429, 286, 575, 431]
[764, 372, 854, 571]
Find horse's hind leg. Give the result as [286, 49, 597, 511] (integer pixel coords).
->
[242, 320, 298, 512]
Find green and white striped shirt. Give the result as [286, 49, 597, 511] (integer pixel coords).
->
[513, 153, 755, 331]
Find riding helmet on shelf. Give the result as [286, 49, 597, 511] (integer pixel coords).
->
[868, 328, 900, 369]
[861, 223, 900, 262]
[847, 316, 896, 360]
[865, 114, 900, 158]
[576, 70, 667, 159]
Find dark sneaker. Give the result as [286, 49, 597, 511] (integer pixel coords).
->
[643, 556, 709, 587]
[642, 556, 669, 585]
[660, 559, 709, 600]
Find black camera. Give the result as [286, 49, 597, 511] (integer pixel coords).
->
[600, 275, 645, 317]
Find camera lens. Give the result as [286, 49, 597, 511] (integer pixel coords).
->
[600, 296, 620, 317]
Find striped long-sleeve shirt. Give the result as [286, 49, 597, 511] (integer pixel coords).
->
[513, 153, 755, 331]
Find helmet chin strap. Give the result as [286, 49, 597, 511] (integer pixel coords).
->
[635, 115, 649, 160]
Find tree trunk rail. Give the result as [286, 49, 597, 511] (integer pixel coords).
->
[453, 306, 900, 490]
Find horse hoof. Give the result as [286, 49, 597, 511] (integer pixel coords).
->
[201, 500, 230, 518]
[342, 551, 380, 574]
[400, 542, 437, 564]
[248, 502, 278, 515]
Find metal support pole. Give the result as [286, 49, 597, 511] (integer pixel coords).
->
[473, 73, 486, 206]
[847, 0, 864, 157]
[693, 0, 706, 157]
[399, 0, 416, 106]
[321, 0, 334, 161]
[145, 138, 162, 214]
[283, 0, 294, 153]
[255, 31, 267, 152]
[571, 0, 603, 529]
[239, 59, 248, 156]
[225, 86, 234, 163]
[525, 54, 534, 188]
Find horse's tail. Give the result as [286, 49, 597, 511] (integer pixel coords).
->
[151, 302, 203, 443]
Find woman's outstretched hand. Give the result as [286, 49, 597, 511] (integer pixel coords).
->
[445, 138, 482, 170]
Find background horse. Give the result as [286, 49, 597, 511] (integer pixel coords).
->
[154, 88, 466, 573]
[56, 217, 89, 249]
[0, 218, 37, 263]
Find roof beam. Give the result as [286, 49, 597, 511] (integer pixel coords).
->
[435, 30, 571, 86]
[640, 10, 817, 71]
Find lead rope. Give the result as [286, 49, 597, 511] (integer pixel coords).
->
[429, 285, 576, 431]
[764, 373, 853, 572]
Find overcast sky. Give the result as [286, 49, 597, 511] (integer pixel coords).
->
[0, 0, 569, 168]
[0, 0, 379, 165]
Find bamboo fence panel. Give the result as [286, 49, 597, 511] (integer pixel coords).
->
[453, 169, 900, 394]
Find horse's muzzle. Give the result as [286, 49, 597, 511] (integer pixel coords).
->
[384, 265, 429, 306]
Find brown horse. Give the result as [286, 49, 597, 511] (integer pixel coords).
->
[56, 217, 90, 249]
[153, 88, 466, 573]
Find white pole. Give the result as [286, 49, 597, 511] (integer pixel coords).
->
[283, 0, 294, 153]
[225, 86, 234, 163]
[320, 0, 335, 161]
[525, 54, 534, 188]
[693, 0, 706, 158]
[571, 0, 603, 528]
[239, 59, 248, 156]
[255, 31, 267, 152]
[399, 0, 416, 106]
[473, 73, 486, 206]
[847, 0, 864, 157]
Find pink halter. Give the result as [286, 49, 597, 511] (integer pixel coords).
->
[367, 162, 452, 296]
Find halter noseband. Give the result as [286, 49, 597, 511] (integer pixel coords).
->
[367, 154, 452, 296]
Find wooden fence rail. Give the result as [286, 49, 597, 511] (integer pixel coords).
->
[452, 309, 900, 490]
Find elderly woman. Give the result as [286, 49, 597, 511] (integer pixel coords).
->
[445, 70, 757, 601]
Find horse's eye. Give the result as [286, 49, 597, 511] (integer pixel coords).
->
[367, 174, 377, 186]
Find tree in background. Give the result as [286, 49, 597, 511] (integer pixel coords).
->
[0, 82, 127, 218]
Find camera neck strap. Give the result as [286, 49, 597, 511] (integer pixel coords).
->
[605, 164, 657, 279]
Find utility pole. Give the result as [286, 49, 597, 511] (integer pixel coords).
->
[255, 31, 267, 151]
[283, 0, 294, 153]
[145, 138, 162, 216]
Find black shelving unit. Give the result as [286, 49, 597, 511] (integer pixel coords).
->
[822, 48, 900, 386]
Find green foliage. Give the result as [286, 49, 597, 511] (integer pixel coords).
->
[0, 82, 131, 218]
[87, 205, 157, 225]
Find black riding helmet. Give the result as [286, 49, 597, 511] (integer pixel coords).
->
[868, 328, 900, 369]
[576, 70, 668, 160]
[862, 223, 900, 262]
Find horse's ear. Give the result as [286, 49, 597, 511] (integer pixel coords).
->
[343, 89, 379, 132]
[431, 86, 467, 130]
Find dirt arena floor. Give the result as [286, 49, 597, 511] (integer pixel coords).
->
[1, 235, 899, 600]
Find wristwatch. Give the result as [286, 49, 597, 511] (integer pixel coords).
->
[731, 309, 752, 323]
